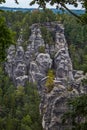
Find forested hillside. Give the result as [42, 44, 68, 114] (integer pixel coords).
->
[0, 9, 87, 130]
[0, 68, 42, 130]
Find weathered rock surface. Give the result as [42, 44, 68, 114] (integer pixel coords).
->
[5, 22, 86, 130]
[41, 86, 76, 130]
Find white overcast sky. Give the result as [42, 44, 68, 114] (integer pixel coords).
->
[0, 0, 82, 9]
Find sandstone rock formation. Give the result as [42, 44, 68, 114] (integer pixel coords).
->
[5, 22, 85, 130]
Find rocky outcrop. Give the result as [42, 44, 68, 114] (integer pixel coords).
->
[5, 22, 86, 130]
[54, 25, 74, 84]
[41, 86, 79, 130]
[28, 53, 52, 96]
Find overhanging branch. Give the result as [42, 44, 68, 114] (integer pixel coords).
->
[60, 2, 82, 22]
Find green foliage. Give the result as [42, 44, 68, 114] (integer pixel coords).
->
[0, 4, 87, 130]
[41, 26, 54, 46]
[0, 17, 15, 62]
[1, 0, 87, 23]
[1, 10, 56, 43]
[30, 0, 87, 23]
[45, 69, 54, 92]
[61, 14, 87, 72]
[0, 9, 87, 77]
[41, 9, 56, 22]
[29, 0, 85, 9]
[0, 65, 42, 130]
[62, 94, 87, 130]
[38, 46, 45, 53]
[81, 78, 87, 86]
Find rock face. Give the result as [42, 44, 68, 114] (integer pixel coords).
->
[54, 25, 74, 84]
[5, 22, 86, 130]
[41, 86, 75, 130]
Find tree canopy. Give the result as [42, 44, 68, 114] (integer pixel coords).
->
[0, 17, 15, 62]
[62, 94, 87, 130]
[0, 0, 87, 23]
[0, 0, 86, 11]
[0, 0, 83, 8]
[29, 0, 87, 23]
[30, 0, 85, 9]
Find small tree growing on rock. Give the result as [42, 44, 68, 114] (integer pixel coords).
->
[45, 69, 54, 93]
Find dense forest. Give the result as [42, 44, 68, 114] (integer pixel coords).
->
[0, 68, 42, 130]
[0, 9, 87, 130]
